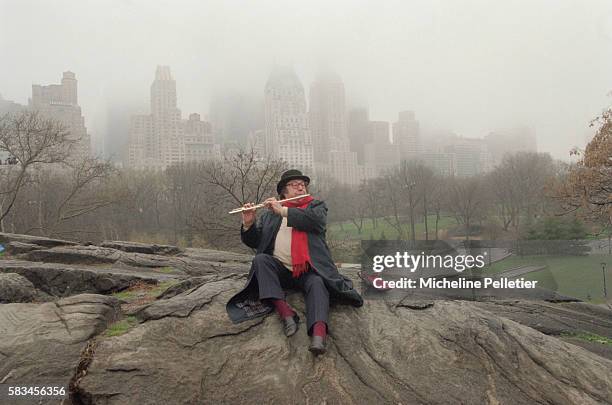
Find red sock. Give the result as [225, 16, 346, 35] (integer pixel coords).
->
[313, 321, 327, 338]
[272, 299, 295, 319]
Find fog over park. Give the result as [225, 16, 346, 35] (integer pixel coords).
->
[1, 0, 612, 159]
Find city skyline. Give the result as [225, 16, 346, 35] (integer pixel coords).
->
[2, 0, 611, 161]
[0, 60, 595, 162]
[118, 64, 534, 183]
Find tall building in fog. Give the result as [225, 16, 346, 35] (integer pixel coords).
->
[151, 66, 182, 167]
[127, 66, 219, 170]
[369, 121, 390, 143]
[264, 67, 314, 173]
[347, 108, 371, 165]
[309, 71, 347, 163]
[420, 130, 493, 177]
[364, 121, 400, 178]
[247, 129, 266, 157]
[485, 127, 537, 165]
[392, 111, 421, 161]
[105, 99, 138, 163]
[183, 113, 219, 162]
[309, 71, 357, 185]
[29, 71, 91, 161]
[209, 91, 263, 146]
[443, 137, 493, 177]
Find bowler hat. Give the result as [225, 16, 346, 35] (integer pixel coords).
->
[277, 169, 310, 195]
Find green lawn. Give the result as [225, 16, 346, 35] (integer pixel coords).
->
[478, 254, 612, 303]
[328, 215, 458, 240]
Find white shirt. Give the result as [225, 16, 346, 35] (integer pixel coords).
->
[244, 207, 292, 270]
[273, 214, 293, 271]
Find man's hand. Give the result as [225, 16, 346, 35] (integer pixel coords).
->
[263, 197, 285, 216]
[241, 203, 256, 228]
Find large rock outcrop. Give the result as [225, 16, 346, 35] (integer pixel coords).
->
[0, 294, 121, 403]
[75, 283, 612, 405]
[0, 232, 610, 405]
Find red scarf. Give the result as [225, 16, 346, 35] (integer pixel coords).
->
[282, 195, 314, 278]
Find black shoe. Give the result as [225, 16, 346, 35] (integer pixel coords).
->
[281, 315, 298, 337]
[309, 335, 326, 355]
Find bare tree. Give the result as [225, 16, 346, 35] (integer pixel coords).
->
[382, 161, 432, 241]
[413, 163, 435, 241]
[0, 111, 74, 231]
[322, 182, 352, 231]
[201, 147, 286, 205]
[446, 176, 488, 241]
[344, 186, 369, 235]
[98, 169, 166, 242]
[190, 147, 287, 249]
[380, 168, 407, 240]
[12, 157, 118, 239]
[361, 178, 384, 230]
[489, 152, 555, 234]
[430, 175, 448, 240]
[50, 158, 118, 237]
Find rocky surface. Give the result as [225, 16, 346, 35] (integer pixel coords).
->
[0, 272, 53, 303]
[99, 240, 182, 255]
[14, 245, 249, 276]
[473, 300, 612, 339]
[0, 294, 121, 403]
[76, 286, 612, 405]
[0, 259, 182, 297]
[0, 232, 610, 405]
[5, 241, 44, 255]
[473, 300, 612, 361]
[0, 232, 79, 248]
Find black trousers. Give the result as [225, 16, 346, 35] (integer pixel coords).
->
[251, 253, 329, 335]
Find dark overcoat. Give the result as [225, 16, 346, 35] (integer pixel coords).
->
[226, 199, 363, 324]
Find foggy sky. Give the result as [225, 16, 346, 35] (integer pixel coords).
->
[1, 0, 612, 159]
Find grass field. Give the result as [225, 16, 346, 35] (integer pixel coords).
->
[478, 254, 612, 303]
[328, 213, 612, 303]
[328, 215, 458, 240]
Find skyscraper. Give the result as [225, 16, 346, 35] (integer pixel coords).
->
[484, 127, 537, 166]
[309, 71, 357, 185]
[183, 113, 220, 162]
[420, 130, 493, 177]
[264, 67, 314, 173]
[309, 71, 347, 163]
[209, 91, 263, 146]
[347, 108, 371, 165]
[369, 121, 390, 144]
[127, 66, 219, 170]
[151, 66, 182, 167]
[364, 121, 400, 178]
[29, 71, 91, 161]
[393, 110, 421, 161]
[443, 137, 493, 177]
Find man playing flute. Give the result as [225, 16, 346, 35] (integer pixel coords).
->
[226, 169, 363, 355]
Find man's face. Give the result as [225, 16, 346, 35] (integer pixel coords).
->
[283, 180, 308, 199]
